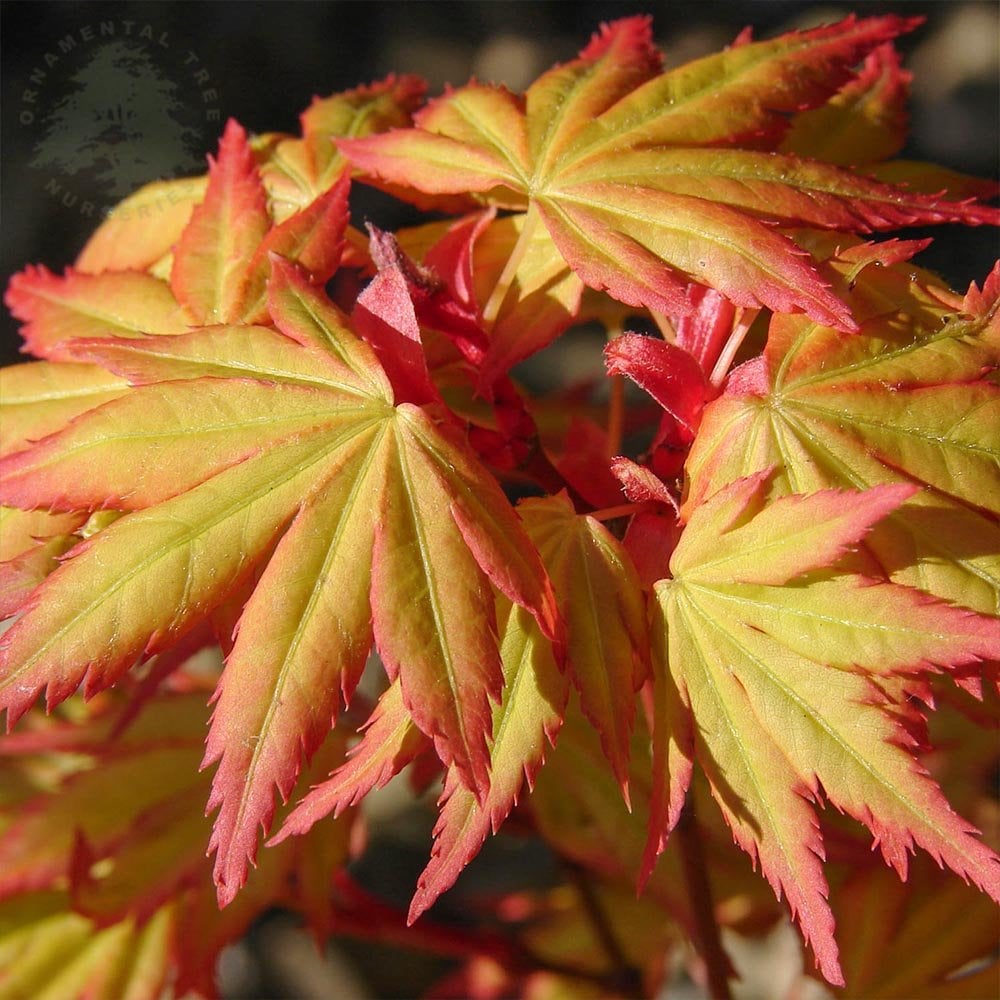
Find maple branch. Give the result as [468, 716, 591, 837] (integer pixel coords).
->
[330, 870, 644, 993]
[676, 799, 733, 1000]
[564, 860, 644, 998]
[330, 871, 521, 964]
[482, 205, 540, 327]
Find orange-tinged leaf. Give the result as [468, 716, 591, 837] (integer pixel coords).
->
[236, 174, 351, 324]
[353, 86, 530, 205]
[171, 119, 270, 324]
[0, 361, 127, 457]
[75, 176, 207, 275]
[0, 376, 359, 512]
[1, 270, 554, 906]
[341, 16, 996, 331]
[0, 429, 360, 726]
[558, 15, 921, 154]
[300, 74, 425, 139]
[672, 475, 917, 586]
[400, 409, 560, 643]
[519, 493, 647, 796]
[64, 322, 370, 396]
[273, 679, 429, 841]
[686, 251, 1000, 617]
[780, 44, 911, 166]
[534, 182, 855, 328]
[556, 147, 999, 231]
[408, 598, 568, 922]
[651, 474, 1000, 986]
[4, 267, 189, 360]
[525, 15, 661, 178]
[374, 411, 504, 798]
[261, 75, 426, 222]
[203, 427, 388, 904]
[202, 399, 554, 895]
[656, 595, 840, 982]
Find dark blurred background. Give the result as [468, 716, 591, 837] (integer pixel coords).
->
[2, 1, 998, 367]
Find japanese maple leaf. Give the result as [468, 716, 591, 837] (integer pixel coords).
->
[275, 494, 646, 923]
[72, 76, 424, 277]
[0, 262, 557, 906]
[5, 121, 348, 360]
[0, 691, 351, 996]
[407, 596, 568, 923]
[686, 246, 1000, 625]
[340, 16, 998, 332]
[517, 493, 649, 795]
[646, 471, 1000, 985]
[6, 118, 349, 360]
[396, 211, 586, 389]
[831, 855, 1000, 998]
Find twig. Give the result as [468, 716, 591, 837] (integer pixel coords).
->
[675, 799, 733, 1000]
[564, 860, 644, 998]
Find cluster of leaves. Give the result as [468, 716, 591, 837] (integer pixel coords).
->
[0, 14, 998, 998]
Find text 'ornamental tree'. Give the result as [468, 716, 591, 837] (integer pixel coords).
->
[0, 14, 998, 999]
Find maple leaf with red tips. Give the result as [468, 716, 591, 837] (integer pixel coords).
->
[0, 691, 355, 997]
[648, 471, 1000, 985]
[171, 119, 271, 325]
[1, 16, 998, 997]
[518, 493, 648, 798]
[4, 266, 190, 361]
[0, 258, 557, 905]
[5, 119, 352, 366]
[272, 680, 430, 841]
[74, 175, 208, 276]
[407, 597, 568, 923]
[686, 240, 1000, 625]
[340, 15, 997, 332]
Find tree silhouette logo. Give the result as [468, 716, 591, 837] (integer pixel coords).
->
[20, 22, 221, 216]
